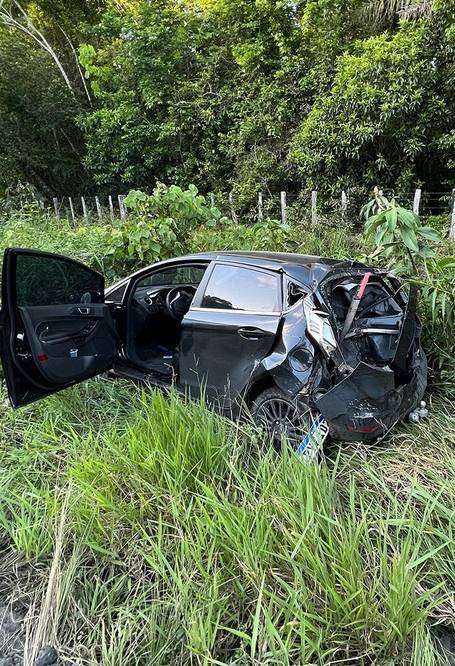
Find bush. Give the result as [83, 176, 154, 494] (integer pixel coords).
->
[105, 183, 226, 275]
[191, 218, 369, 258]
[191, 219, 296, 253]
[362, 194, 441, 274]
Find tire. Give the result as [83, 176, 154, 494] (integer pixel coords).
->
[250, 387, 315, 451]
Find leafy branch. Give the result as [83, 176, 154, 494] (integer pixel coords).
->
[0, 0, 88, 98]
[361, 191, 441, 275]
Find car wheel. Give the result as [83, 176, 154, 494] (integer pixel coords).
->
[250, 387, 317, 452]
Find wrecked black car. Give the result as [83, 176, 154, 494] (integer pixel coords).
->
[0, 248, 426, 445]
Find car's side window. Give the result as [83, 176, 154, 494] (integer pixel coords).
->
[136, 265, 207, 289]
[15, 253, 103, 306]
[200, 264, 280, 312]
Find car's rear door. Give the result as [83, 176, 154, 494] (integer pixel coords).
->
[0, 248, 118, 407]
[179, 262, 282, 408]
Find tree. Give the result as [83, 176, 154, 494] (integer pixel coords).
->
[0, 29, 88, 195]
[290, 10, 455, 193]
[0, 0, 453, 197]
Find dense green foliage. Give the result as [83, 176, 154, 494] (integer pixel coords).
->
[0, 28, 86, 194]
[362, 192, 442, 272]
[113, 183, 225, 272]
[0, 1, 454, 196]
[292, 12, 455, 192]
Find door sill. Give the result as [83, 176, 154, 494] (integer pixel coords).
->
[111, 361, 173, 388]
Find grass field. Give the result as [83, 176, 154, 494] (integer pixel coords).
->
[0, 379, 453, 664]
[0, 211, 453, 665]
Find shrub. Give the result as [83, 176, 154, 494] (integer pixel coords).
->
[105, 183, 226, 275]
[190, 218, 369, 259]
[362, 193, 441, 274]
[191, 219, 296, 253]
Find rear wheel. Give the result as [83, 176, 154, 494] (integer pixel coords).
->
[250, 387, 315, 451]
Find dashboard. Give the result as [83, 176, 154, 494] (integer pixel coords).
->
[133, 284, 198, 316]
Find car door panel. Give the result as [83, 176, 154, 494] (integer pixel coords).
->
[180, 309, 280, 406]
[179, 261, 283, 408]
[19, 304, 117, 384]
[0, 248, 118, 407]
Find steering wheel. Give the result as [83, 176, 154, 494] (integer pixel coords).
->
[166, 286, 196, 321]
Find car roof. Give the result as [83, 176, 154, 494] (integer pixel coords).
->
[192, 250, 339, 267]
[106, 250, 368, 294]
[189, 251, 365, 285]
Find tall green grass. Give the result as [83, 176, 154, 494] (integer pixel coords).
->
[0, 379, 453, 664]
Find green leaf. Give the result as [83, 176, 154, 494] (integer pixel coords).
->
[401, 227, 419, 252]
[124, 190, 147, 209]
[397, 207, 418, 228]
[365, 212, 386, 236]
[435, 256, 455, 270]
[385, 208, 398, 231]
[419, 246, 436, 259]
[417, 226, 441, 242]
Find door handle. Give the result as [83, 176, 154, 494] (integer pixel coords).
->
[237, 327, 267, 340]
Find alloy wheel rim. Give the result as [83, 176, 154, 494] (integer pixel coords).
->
[255, 397, 311, 447]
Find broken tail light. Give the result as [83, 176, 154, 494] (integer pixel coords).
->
[303, 295, 337, 358]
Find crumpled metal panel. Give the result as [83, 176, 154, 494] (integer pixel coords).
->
[315, 356, 427, 441]
[258, 303, 315, 396]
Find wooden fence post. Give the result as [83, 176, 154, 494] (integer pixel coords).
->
[413, 188, 422, 215]
[341, 191, 348, 222]
[311, 190, 317, 224]
[108, 195, 115, 221]
[229, 192, 237, 223]
[118, 195, 126, 220]
[280, 191, 287, 225]
[68, 197, 75, 224]
[81, 197, 88, 221]
[258, 192, 263, 222]
[95, 196, 103, 221]
[210, 193, 215, 208]
[450, 189, 455, 241]
[53, 197, 60, 220]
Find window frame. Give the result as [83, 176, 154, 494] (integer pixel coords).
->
[191, 261, 283, 315]
[133, 264, 208, 291]
[282, 277, 310, 312]
[105, 279, 130, 305]
[123, 260, 211, 309]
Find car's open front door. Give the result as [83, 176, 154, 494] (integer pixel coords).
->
[0, 248, 118, 407]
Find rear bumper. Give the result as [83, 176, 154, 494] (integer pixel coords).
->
[315, 347, 427, 442]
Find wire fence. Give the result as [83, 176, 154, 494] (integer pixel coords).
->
[6, 187, 455, 236]
[210, 188, 455, 232]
